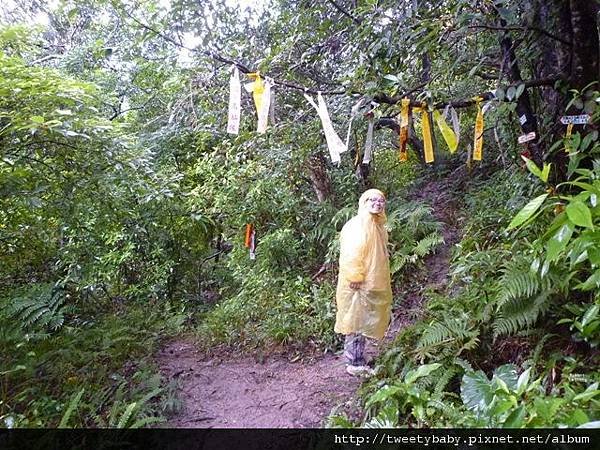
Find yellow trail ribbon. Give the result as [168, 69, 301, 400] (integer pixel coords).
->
[246, 72, 264, 115]
[400, 98, 410, 128]
[566, 123, 573, 137]
[433, 110, 458, 153]
[399, 127, 408, 162]
[565, 123, 574, 153]
[399, 98, 410, 162]
[473, 97, 484, 161]
[420, 105, 434, 164]
[252, 77, 264, 115]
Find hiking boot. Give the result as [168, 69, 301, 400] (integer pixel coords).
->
[345, 364, 374, 377]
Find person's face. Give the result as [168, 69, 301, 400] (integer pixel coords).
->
[366, 195, 386, 214]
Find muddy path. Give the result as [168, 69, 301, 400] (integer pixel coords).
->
[158, 176, 461, 428]
[158, 342, 358, 428]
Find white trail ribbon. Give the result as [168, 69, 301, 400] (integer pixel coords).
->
[227, 66, 241, 134]
[442, 104, 451, 120]
[257, 78, 272, 133]
[362, 117, 375, 164]
[345, 98, 365, 150]
[269, 88, 276, 124]
[304, 92, 346, 163]
[482, 101, 494, 115]
[450, 106, 460, 147]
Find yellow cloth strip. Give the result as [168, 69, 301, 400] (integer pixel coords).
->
[251, 76, 264, 115]
[354, 139, 361, 166]
[433, 110, 458, 153]
[400, 98, 410, 128]
[473, 98, 484, 161]
[421, 106, 434, 163]
[565, 123, 574, 153]
[399, 98, 410, 162]
[399, 126, 408, 162]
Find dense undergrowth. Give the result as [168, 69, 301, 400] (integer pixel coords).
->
[1, 294, 185, 427]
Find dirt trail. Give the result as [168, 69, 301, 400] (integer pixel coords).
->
[158, 177, 460, 428]
[158, 342, 359, 428]
[394, 175, 462, 328]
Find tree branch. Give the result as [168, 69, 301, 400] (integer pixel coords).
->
[28, 54, 62, 66]
[377, 77, 561, 110]
[120, 8, 561, 109]
[122, 8, 346, 95]
[326, 0, 362, 25]
[468, 24, 571, 46]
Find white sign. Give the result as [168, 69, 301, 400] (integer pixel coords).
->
[560, 114, 590, 125]
[519, 114, 527, 125]
[518, 131, 536, 144]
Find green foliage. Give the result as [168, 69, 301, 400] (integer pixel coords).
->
[414, 314, 480, 362]
[0, 302, 184, 427]
[506, 154, 600, 345]
[1, 283, 71, 337]
[559, 297, 600, 347]
[197, 249, 338, 351]
[3, 0, 600, 430]
[351, 163, 600, 428]
[338, 360, 600, 428]
[361, 363, 444, 428]
[456, 364, 600, 427]
[387, 201, 444, 276]
[492, 255, 567, 337]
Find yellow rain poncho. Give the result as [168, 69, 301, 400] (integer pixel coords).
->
[334, 189, 393, 340]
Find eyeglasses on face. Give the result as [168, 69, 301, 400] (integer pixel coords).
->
[366, 198, 386, 204]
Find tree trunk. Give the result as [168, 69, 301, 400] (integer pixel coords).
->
[307, 151, 334, 203]
[498, 24, 544, 164]
[569, 0, 600, 92]
[531, 0, 572, 177]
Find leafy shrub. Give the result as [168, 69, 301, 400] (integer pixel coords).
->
[0, 301, 185, 428]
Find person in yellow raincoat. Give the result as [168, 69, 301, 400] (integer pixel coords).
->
[335, 188, 392, 376]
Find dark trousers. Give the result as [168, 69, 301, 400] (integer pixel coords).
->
[344, 333, 366, 366]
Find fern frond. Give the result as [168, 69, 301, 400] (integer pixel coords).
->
[386, 201, 441, 237]
[530, 333, 555, 367]
[433, 365, 460, 399]
[1, 284, 69, 336]
[497, 268, 542, 306]
[59, 388, 85, 428]
[330, 206, 355, 230]
[117, 402, 138, 428]
[496, 256, 565, 307]
[453, 357, 474, 372]
[130, 416, 164, 428]
[414, 316, 479, 360]
[493, 291, 553, 337]
[413, 232, 444, 257]
[417, 322, 454, 349]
